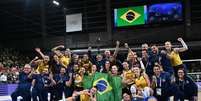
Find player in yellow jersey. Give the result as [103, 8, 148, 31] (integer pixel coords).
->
[130, 66, 151, 100]
[34, 48, 50, 74]
[122, 61, 135, 86]
[132, 66, 150, 89]
[74, 67, 85, 91]
[51, 45, 71, 68]
[164, 37, 188, 76]
[81, 54, 92, 74]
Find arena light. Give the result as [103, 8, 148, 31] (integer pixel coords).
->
[53, 0, 60, 6]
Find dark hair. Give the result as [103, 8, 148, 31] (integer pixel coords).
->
[177, 67, 187, 76]
[122, 88, 131, 96]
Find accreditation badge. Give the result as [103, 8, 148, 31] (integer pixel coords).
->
[156, 88, 162, 96]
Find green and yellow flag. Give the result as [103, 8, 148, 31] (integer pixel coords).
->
[83, 72, 114, 101]
[115, 6, 146, 27]
[109, 75, 122, 101]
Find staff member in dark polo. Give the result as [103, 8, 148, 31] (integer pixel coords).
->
[54, 66, 72, 100]
[11, 64, 33, 101]
[151, 63, 176, 101]
[32, 68, 55, 101]
[174, 68, 198, 101]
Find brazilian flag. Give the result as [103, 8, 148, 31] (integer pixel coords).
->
[93, 72, 114, 101]
[83, 72, 114, 101]
[114, 6, 146, 27]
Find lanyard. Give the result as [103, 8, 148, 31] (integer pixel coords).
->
[156, 77, 162, 87]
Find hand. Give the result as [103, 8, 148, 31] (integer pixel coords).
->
[116, 40, 120, 46]
[88, 47, 92, 50]
[72, 91, 80, 97]
[30, 86, 33, 92]
[137, 57, 142, 61]
[160, 50, 167, 54]
[34, 56, 39, 60]
[124, 43, 129, 48]
[66, 80, 72, 87]
[35, 48, 41, 52]
[177, 37, 183, 42]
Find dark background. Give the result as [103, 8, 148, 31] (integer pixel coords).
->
[0, 0, 200, 59]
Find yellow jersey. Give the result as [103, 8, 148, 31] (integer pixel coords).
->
[169, 51, 183, 66]
[134, 76, 148, 89]
[59, 56, 70, 68]
[74, 74, 83, 87]
[36, 61, 49, 73]
[123, 70, 135, 85]
[81, 60, 92, 73]
[80, 94, 90, 101]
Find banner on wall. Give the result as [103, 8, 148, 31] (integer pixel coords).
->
[66, 13, 82, 32]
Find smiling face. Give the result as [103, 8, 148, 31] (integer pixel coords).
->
[53, 55, 59, 61]
[151, 45, 158, 54]
[142, 43, 148, 51]
[60, 67, 66, 75]
[165, 41, 172, 50]
[153, 65, 161, 76]
[44, 56, 50, 63]
[105, 61, 110, 68]
[64, 49, 71, 57]
[90, 87, 97, 95]
[178, 69, 185, 79]
[79, 67, 86, 75]
[96, 54, 103, 61]
[91, 65, 97, 74]
[123, 93, 131, 101]
[133, 66, 140, 77]
[111, 65, 118, 75]
[23, 64, 31, 74]
[122, 62, 129, 70]
[83, 54, 89, 61]
[104, 50, 111, 57]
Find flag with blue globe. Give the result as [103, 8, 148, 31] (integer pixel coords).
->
[93, 77, 112, 95]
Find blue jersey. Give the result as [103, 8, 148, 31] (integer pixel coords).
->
[146, 51, 174, 78]
[176, 76, 198, 98]
[54, 74, 69, 90]
[33, 74, 51, 89]
[17, 72, 32, 91]
[160, 53, 174, 75]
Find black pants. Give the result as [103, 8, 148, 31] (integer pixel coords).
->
[11, 90, 31, 101]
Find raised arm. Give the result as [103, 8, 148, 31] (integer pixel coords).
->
[35, 48, 46, 59]
[174, 37, 188, 52]
[51, 45, 65, 57]
[113, 40, 120, 58]
[51, 45, 65, 52]
[124, 43, 135, 61]
[88, 47, 96, 64]
[29, 56, 39, 65]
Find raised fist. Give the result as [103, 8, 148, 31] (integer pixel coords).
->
[35, 48, 41, 52]
[34, 56, 39, 60]
[88, 47, 92, 50]
[124, 43, 129, 48]
[177, 37, 183, 42]
[116, 40, 120, 46]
